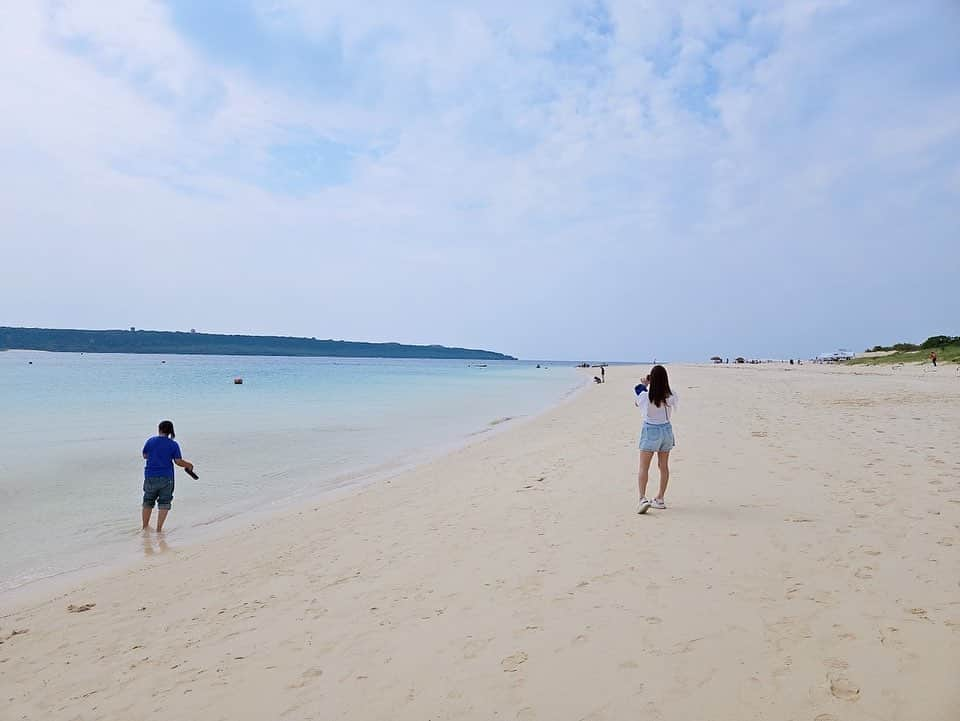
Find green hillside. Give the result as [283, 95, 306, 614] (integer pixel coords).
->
[0, 326, 516, 361]
[848, 334, 959, 365]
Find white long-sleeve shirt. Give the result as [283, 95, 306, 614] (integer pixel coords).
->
[635, 390, 679, 425]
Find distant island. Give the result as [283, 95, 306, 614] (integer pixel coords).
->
[0, 326, 516, 361]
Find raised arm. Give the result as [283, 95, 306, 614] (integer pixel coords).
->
[635, 386, 648, 408]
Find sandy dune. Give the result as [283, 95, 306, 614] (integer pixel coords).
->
[2, 363, 958, 720]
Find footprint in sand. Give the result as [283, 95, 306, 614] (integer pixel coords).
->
[0, 628, 29, 643]
[501, 651, 528, 672]
[879, 626, 902, 648]
[828, 673, 860, 701]
[287, 667, 323, 689]
[463, 637, 492, 659]
[67, 603, 96, 613]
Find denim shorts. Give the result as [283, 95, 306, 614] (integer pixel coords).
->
[143, 477, 174, 510]
[639, 422, 675, 452]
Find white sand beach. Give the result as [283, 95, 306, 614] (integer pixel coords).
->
[2, 363, 958, 720]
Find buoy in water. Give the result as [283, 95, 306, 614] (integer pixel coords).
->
[233, 377, 244, 384]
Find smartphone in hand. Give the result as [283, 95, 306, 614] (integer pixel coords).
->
[185, 468, 199, 480]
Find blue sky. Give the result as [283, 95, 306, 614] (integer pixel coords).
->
[1, 1, 958, 360]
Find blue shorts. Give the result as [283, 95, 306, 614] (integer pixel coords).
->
[639, 422, 675, 452]
[143, 477, 174, 510]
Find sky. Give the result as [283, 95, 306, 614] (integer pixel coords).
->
[1, 1, 958, 361]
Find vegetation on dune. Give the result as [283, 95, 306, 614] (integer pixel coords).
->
[866, 335, 960, 353]
[851, 334, 960, 365]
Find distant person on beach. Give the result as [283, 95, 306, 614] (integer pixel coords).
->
[634, 365, 678, 514]
[930, 351, 937, 367]
[142, 420, 194, 532]
[601, 365, 605, 383]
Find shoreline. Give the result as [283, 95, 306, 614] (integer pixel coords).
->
[2, 363, 957, 720]
[1, 369, 593, 607]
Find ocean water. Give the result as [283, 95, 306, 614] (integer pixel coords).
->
[0, 351, 584, 596]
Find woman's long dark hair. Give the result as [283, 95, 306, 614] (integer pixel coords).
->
[647, 365, 672, 408]
[158, 420, 176, 439]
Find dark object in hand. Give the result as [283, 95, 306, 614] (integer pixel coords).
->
[185, 468, 199, 480]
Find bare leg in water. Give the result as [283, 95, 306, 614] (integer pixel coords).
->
[141, 506, 170, 531]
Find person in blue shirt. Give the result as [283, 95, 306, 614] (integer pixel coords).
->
[142, 420, 194, 532]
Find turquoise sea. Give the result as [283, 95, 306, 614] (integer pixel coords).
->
[0, 351, 584, 596]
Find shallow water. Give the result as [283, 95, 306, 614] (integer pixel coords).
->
[0, 351, 583, 594]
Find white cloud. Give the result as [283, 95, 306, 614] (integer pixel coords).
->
[1, 0, 957, 359]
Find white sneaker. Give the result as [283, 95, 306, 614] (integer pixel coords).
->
[637, 498, 652, 514]
[651, 498, 666, 510]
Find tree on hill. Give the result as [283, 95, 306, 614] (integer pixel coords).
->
[921, 335, 959, 349]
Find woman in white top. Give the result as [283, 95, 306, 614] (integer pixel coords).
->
[635, 365, 678, 513]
